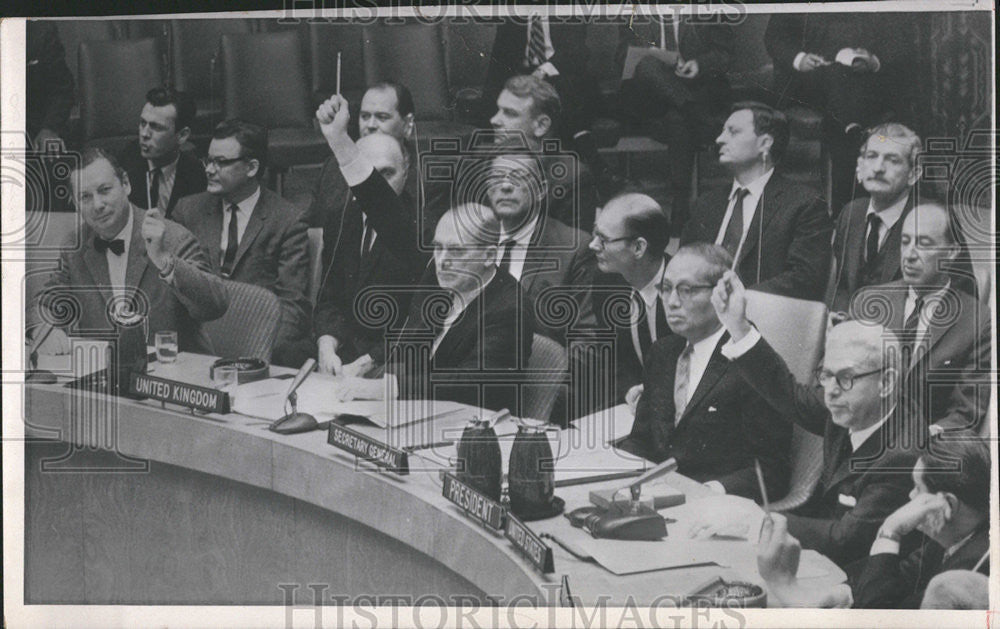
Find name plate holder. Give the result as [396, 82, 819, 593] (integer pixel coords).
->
[327, 422, 409, 475]
[504, 513, 555, 574]
[129, 372, 230, 415]
[441, 473, 506, 532]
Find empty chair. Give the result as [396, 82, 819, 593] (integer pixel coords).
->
[203, 281, 281, 361]
[55, 20, 121, 88]
[219, 30, 329, 192]
[78, 38, 164, 155]
[307, 22, 365, 108]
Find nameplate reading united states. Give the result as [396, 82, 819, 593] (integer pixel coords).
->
[504, 513, 555, 574]
[129, 372, 230, 414]
[441, 473, 505, 531]
[327, 422, 409, 475]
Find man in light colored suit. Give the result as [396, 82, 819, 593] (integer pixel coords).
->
[172, 119, 310, 366]
[32, 148, 227, 356]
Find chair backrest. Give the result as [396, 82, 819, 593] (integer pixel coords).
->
[744, 289, 827, 512]
[220, 31, 313, 128]
[362, 22, 451, 121]
[170, 19, 253, 98]
[203, 280, 281, 361]
[306, 227, 324, 305]
[522, 334, 569, 423]
[79, 38, 164, 145]
[307, 22, 365, 98]
[54, 20, 121, 89]
[952, 203, 993, 305]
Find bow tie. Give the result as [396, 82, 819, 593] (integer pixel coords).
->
[94, 237, 125, 255]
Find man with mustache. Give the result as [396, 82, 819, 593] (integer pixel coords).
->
[826, 123, 921, 314]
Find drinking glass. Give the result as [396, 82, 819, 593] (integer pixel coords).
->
[154, 330, 178, 364]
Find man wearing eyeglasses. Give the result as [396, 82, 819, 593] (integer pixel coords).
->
[616, 243, 792, 501]
[711, 268, 919, 567]
[589, 193, 672, 405]
[172, 119, 310, 367]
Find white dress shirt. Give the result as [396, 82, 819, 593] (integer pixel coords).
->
[106, 209, 134, 299]
[715, 168, 775, 257]
[631, 258, 667, 362]
[498, 215, 540, 281]
[903, 281, 950, 350]
[676, 326, 727, 421]
[219, 185, 262, 259]
[146, 155, 178, 212]
[864, 192, 909, 252]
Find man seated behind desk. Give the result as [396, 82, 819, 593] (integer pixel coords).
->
[711, 269, 919, 567]
[32, 148, 227, 355]
[617, 243, 791, 501]
[172, 120, 310, 367]
[315, 95, 534, 411]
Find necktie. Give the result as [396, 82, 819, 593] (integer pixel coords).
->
[147, 168, 161, 211]
[673, 343, 693, 424]
[221, 204, 240, 276]
[901, 295, 923, 369]
[361, 220, 375, 256]
[94, 237, 125, 255]
[865, 213, 881, 264]
[721, 187, 750, 257]
[634, 290, 653, 359]
[498, 239, 517, 275]
[527, 16, 547, 68]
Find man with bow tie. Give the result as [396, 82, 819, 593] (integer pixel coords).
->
[32, 149, 227, 356]
[617, 243, 791, 501]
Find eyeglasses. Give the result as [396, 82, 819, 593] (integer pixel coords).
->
[590, 231, 636, 250]
[814, 366, 881, 391]
[660, 283, 714, 302]
[201, 156, 246, 170]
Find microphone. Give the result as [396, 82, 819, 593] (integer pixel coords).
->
[26, 322, 58, 384]
[269, 358, 318, 434]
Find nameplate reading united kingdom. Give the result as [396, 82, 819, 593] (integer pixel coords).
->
[129, 372, 230, 414]
[504, 513, 554, 574]
[441, 473, 505, 531]
[327, 422, 409, 475]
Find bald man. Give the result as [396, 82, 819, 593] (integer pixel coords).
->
[314, 131, 427, 377]
[589, 192, 673, 403]
[713, 271, 920, 567]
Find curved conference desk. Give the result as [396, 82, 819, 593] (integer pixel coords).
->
[24, 353, 845, 606]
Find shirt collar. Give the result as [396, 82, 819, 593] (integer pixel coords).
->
[112, 206, 134, 243]
[499, 214, 540, 247]
[944, 528, 980, 560]
[865, 191, 910, 228]
[689, 326, 726, 357]
[147, 153, 180, 179]
[850, 415, 889, 451]
[730, 167, 775, 200]
[637, 258, 667, 308]
[228, 185, 262, 216]
[906, 280, 951, 305]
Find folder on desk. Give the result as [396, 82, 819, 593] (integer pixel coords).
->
[621, 46, 680, 80]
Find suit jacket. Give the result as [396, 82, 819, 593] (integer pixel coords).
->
[26, 21, 74, 139]
[119, 141, 208, 219]
[172, 188, 311, 354]
[851, 280, 991, 432]
[388, 268, 534, 412]
[681, 174, 832, 301]
[36, 205, 228, 354]
[825, 193, 914, 313]
[615, 17, 733, 107]
[731, 337, 919, 566]
[619, 332, 792, 500]
[519, 213, 598, 344]
[850, 525, 989, 608]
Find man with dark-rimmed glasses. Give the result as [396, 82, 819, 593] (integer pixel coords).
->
[616, 242, 792, 502]
[711, 268, 920, 568]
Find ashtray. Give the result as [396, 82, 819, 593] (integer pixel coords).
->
[210, 357, 269, 384]
[683, 577, 767, 608]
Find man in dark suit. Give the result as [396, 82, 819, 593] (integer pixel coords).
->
[486, 152, 598, 344]
[32, 148, 227, 356]
[172, 120, 309, 367]
[617, 14, 734, 233]
[764, 13, 917, 209]
[849, 203, 991, 434]
[313, 133, 426, 378]
[304, 82, 419, 231]
[589, 193, 672, 405]
[681, 102, 832, 301]
[713, 270, 919, 567]
[850, 434, 990, 608]
[316, 95, 534, 410]
[618, 243, 791, 500]
[119, 87, 207, 219]
[826, 123, 921, 313]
